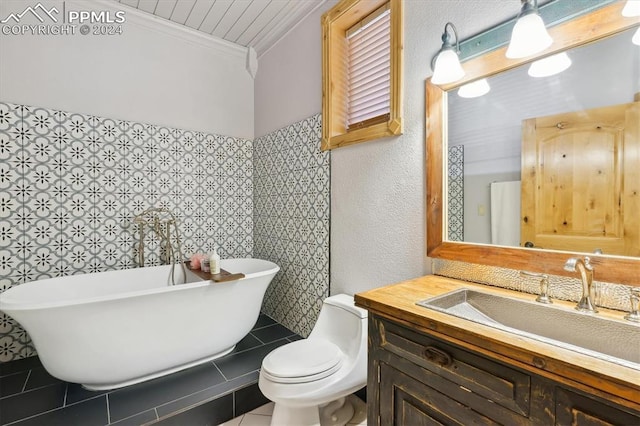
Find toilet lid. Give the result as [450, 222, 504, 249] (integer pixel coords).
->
[261, 340, 344, 384]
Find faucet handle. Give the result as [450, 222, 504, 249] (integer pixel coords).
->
[624, 287, 640, 323]
[520, 271, 552, 304]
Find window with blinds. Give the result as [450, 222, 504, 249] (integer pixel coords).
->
[346, 4, 391, 130]
[322, 0, 403, 151]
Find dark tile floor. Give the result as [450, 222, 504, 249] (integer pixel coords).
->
[0, 314, 300, 426]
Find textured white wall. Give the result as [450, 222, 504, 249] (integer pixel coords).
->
[254, 0, 524, 296]
[254, 2, 335, 138]
[0, 0, 254, 139]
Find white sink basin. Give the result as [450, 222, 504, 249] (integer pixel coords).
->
[417, 289, 640, 370]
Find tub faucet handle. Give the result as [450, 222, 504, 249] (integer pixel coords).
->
[624, 287, 640, 323]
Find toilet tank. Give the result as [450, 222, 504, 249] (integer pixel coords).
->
[309, 294, 367, 357]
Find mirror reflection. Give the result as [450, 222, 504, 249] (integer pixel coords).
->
[446, 27, 640, 258]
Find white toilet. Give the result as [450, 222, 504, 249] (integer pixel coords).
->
[258, 294, 368, 426]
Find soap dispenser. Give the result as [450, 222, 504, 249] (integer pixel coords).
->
[210, 248, 220, 275]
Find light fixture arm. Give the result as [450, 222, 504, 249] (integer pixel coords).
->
[441, 22, 460, 51]
[518, 0, 538, 18]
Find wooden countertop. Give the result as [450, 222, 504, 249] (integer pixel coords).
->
[355, 274, 640, 407]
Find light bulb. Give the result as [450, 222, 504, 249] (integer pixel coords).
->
[506, 13, 553, 59]
[431, 49, 465, 85]
[458, 79, 490, 98]
[528, 52, 572, 77]
[622, 0, 640, 17]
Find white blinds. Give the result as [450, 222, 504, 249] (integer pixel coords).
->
[346, 4, 391, 129]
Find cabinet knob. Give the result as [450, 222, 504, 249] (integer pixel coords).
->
[533, 356, 546, 369]
[424, 346, 453, 367]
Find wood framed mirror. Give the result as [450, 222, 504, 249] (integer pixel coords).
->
[426, 2, 640, 285]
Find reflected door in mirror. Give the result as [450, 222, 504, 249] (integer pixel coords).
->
[521, 101, 639, 256]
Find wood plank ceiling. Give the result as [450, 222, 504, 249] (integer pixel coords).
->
[116, 0, 325, 56]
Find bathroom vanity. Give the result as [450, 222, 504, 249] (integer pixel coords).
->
[378, 3, 640, 423]
[355, 275, 640, 425]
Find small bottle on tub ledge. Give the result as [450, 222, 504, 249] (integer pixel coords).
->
[201, 256, 211, 273]
[210, 248, 220, 275]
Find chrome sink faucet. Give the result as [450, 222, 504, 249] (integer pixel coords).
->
[564, 257, 598, 314]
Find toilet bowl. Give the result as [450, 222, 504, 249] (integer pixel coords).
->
[258, 294, 368, 426]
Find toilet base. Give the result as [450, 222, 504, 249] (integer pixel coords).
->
[320, 397, 355, 426]
[271, 397, 355, 426]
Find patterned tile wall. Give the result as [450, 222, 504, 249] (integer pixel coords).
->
[254, 114, 330, 338]
[448, 146, 464, 242]
[0, 102, 253, 362]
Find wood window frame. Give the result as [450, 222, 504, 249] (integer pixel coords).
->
[321, 0, 403, 151]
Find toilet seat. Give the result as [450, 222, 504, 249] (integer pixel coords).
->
[261, 339, 344, 384]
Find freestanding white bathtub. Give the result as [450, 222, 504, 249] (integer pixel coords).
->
[0, 258, 279, 390]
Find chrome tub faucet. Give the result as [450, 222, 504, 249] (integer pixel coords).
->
[564, 256, 597, 314]
[132, 207, 186, 285]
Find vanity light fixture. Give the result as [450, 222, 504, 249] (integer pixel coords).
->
[528, 52, 572, 77]
[457, 78, 490, 98]
[622, 1, 640, 45]
[506, 0, 553, 59]
[622, 0, 640, 17]
[431, 22, 465, 85]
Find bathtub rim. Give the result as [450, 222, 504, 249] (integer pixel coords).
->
[0, 258, 280, 312]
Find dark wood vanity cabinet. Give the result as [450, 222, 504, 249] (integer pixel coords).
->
[368, 314, 640, 426]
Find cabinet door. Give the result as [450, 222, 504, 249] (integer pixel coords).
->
[379, 362, 500, 426]
[377, 317, 531, 417]
[555, 387, 640, 426]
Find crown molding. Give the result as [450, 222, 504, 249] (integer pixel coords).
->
[255, 0, 328, 58]
[79, 0, 247, 61]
